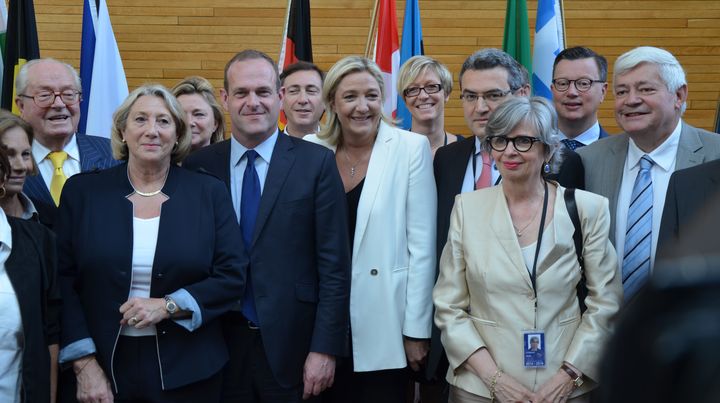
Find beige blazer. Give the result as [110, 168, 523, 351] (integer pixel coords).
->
[433, 184, 622, 398]
[306, 121, 437, 371]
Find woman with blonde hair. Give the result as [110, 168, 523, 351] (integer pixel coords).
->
[172, 76, 225, 151]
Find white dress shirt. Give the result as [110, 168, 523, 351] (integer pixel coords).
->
[32, 134, 82, 190]
[0, 209, 21, 403]
[122, 216, 160, 337]
[461, 136, 502, 193]
[229, 131, 278, 222]
[615, 120, 682, 271]
[560, 121, 602, 146]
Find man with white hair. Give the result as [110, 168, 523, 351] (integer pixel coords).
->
[577, 46, 720, 302]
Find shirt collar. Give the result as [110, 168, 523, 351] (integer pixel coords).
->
[230, 129, 279, 166]
[627, 120, 682, 172]
[0, 208, 12, 251]
[32, 133, 80, 163]
[18, 192, 39, 221]
[561, 121, 600, 145]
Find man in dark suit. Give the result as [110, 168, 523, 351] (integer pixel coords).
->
[15, 58, 117, 211]
[551, 46, 611, 151]
[183, 49, 350, 402]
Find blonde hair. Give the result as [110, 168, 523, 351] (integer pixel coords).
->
[397, 55, 453, 97]
[172, 76, 225, 144]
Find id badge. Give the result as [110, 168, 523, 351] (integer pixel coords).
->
[523, 330, 546, 368]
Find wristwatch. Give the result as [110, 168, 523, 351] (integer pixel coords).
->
[164, 295, 179, 318]
[561, 363, 584, 388]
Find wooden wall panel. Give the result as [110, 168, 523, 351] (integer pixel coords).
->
[33, 0, 720, 135]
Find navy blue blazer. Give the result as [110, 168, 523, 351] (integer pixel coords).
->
[24, 133, 119, 206]
[57, 164, 247, 390]
[183, 133, 350, 388]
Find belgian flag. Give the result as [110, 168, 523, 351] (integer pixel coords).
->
[1, 0, 40, 113]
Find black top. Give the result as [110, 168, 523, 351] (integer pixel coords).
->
[346, 178, 365, 254]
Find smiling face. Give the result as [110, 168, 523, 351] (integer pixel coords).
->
[122, 95, 177, 166]
[16, 60, 81, 149]
[490, 121, 545, 184]
[403, 68, 449, 125]
[0, 127, 34, 196]
[461, 67, 519, 138]
[552, 58, 607, 133]
[332, 71, 382, 141]
[281, 69, 324, 134]
[177, 93, 218, 151]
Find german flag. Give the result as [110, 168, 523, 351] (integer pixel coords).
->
[278, 0, 312, 130]
[1, 0, 40, 113]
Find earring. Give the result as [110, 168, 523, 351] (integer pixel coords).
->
[121, 138, 126, 143]
[0, 186, 6, 198]
[543, 162, 551, 174]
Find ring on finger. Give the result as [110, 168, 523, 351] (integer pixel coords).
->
[129, 316, 138, 326]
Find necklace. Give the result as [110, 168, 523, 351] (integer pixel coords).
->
[341, 147, 371, 178]
[127, 167, 169, 197]
[512, 196, 542, 237]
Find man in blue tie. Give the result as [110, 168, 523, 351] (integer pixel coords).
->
[551, 47, 610, 151]
[577, 46, 720, 302]
[183, 49, 350, 403]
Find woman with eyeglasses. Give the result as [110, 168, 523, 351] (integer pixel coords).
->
[398, 56, 460, 157]
[433, 97, 621, 403]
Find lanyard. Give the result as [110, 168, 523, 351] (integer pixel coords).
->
[530, 180, 549, 305]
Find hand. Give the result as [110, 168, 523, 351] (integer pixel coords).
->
[403, 338, 429, 371]
[534, 369, 577, 403]
[492, 372, 536, 403]
[302, 352, 336, 399]
[74, 356, 114, 403]
[119, 297, 168, 328]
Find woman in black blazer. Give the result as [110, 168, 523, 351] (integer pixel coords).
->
[0, 147, 60, 403]
[56, 84, 247, 403]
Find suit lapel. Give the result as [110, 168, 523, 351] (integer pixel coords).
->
[77, 134, 102, 171]
[675, 123, 704, 170]
[352, 123, 392, 260]
[488, 186, 534, 289]
[215, 141, 232, 190]
[252, 133, 294, 246]
[447, 137, 475, 194]
[604, 136, 628, 241]
[24, 174, 53, 205]
[536, 186, 574, 278]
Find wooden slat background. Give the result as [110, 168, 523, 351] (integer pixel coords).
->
[33, 0, 720, 135]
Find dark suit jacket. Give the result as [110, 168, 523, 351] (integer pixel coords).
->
[657, 159, 720, 260]
[57, 164, 247, 390]
[5, 216, 61, 403]
[24, 133, 119, 212]
[183, 133, 351, 388]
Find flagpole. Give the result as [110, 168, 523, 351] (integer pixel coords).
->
[559, 0, 567, 46]
[278, 0, 292, 71]
[365, 0, 379, 58]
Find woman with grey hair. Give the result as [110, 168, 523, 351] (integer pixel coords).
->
[56, 84, 247, 402]
[434, 96, 622, 402]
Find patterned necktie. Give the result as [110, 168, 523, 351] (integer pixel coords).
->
[561, 139, 585, 151]
[475, 151, 492, 189]
[622, 155, 654, 301]
[48, 151, 68, 206]
[240, 150, 261, 325]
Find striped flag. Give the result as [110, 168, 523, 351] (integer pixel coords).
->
[532, 0, 565, 100]
[373, 0, 400, 117]
[1, 0, 40, 113]
[79, 0, 128, 138]
[278, 0, 313, 131]
[397, 0, 423, 130]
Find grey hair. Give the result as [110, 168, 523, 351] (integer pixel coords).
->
[15, 58, 82, 96]
[614, 46, 687, 114]
[484, 96, 563, 174]
[459, 48, 529, 92]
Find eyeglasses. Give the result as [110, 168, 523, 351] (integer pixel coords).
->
[403, 84, 442, 98]
[486, 135, 542, 152]
[19, 90, 82, 107]
[460, 89, 512, 106]
[551, 78, 605, 93]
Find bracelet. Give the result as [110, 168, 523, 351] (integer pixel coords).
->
[489, 368, 503, 402]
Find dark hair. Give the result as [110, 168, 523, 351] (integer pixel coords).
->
[224, 49, 280, 91]
[0, 109, 39, 175]
[553, 46, 608, 82]
[0, 146, 10, 185]
[280, 61, 325, 85]
[459, 48, 529, 91]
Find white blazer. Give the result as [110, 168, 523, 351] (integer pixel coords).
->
[306, 122, 437, 371]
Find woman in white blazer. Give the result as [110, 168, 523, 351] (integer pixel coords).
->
[305, 56, 436, 403]
[434, 97, 622, 403]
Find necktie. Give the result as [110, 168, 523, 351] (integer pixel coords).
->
[475, 151, 492, 189]
[48, 151, 68, 206]
[561, 139, 585, 151]
[622, 155, 654, 301]
[240, 150, 261, 325]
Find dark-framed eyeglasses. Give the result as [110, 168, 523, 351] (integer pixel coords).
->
[403, 84, 442, 98]
[486, 135, 542, 153]
[18, 90, 82, 108]
[551, 78, 605, 93]
[460, 89, 512, 106]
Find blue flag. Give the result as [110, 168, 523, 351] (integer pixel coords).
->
[397, 0, 423, 130]
[532, 0, 565, 100]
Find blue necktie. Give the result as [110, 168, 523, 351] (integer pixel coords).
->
[622, 155, 654, 301]
[240, 150, 261, 325]
[561, 139, 585, 151]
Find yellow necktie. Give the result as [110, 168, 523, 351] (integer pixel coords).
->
[48, 151, 68, 206]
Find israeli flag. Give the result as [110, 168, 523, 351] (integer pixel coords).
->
[532, 0, 565, 100]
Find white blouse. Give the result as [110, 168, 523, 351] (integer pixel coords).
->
[0, 209, 22, 403]
[121, 216, 160, 337]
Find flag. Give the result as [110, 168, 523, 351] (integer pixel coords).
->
[79, 0, 128, 138]
[0, 1, 8, 93]
[373, 0, 400, 118]
[278, 0, 312, 131]
[396, 0, 423, 130]
[1, 0, 40, 113]
[532, 0, 565, 100]
[502, 0, 532, 77]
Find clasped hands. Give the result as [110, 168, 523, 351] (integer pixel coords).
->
[489, 369, 578, 403]
[119, 297, 170, 329]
